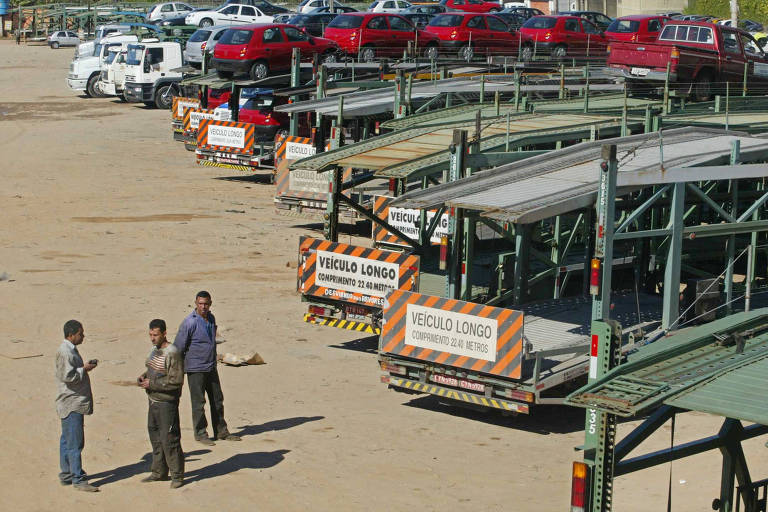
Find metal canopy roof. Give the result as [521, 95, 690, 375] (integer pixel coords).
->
[274, 77, 622, 117]
[565, 309, 768, 424]
[288, 113, 630, 175]
[532, 93, 663, 113]
[392, 128, 768, 224]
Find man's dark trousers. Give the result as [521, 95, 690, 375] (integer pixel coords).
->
[147, 400, 184, 480]
[187, 368, 230, 439]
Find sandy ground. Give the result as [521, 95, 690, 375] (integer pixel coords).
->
[1, 39, 767, 512]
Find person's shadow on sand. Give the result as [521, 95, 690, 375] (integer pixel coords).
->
[88, 449, 211, 487]
[184, 450, 290, 484]
[232, 416, 324, 438]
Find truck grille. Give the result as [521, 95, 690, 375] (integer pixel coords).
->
[125, 74, 136, 82]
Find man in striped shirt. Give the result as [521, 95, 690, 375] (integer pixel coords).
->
[137, 319, 185, 488]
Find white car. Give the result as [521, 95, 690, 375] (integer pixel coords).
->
[185, 4, 274, 27]
[146, 2, 194, 22]
[368, 0, 412, 13]
[297, 0, 346, 14]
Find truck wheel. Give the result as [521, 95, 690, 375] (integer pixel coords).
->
[85, 74, 101, 98]
[694, 72, 713, 102]
[552, 44, 567, 59]
[249, 61, 268, 80]
[423, 43, 438, 61]
[216, 69, 233, 79]
[51, 41, 59, 49]
[360, 45, 376, 63]
[458, 44, 473, 62]
[199, 18, 213, 27]
[520, 44, 533, 61]
[154, 85, 174, 110]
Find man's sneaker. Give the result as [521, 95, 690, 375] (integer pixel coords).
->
[73, 482, 99, 492]
[218, 433, 241, 442]
[170, 480, 184, 489]
[141, 475, 169, 482]
[195, 436, 215, 446]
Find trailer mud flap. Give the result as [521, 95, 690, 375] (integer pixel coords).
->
[384, 376, 529, 414]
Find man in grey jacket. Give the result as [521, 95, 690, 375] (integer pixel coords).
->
[174, 291, 240, 445]
[138, 319, 185, 488]
[55, 319, 99, 492]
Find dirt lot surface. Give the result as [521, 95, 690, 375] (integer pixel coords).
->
[1, 40, 767, 512]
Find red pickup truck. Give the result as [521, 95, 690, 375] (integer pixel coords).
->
[606, 21, 768, 101]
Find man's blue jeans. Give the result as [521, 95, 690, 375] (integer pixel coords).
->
[59, 412, 85, 484]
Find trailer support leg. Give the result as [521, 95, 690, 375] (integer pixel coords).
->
[324, 167, 341, 242]
[662, 183, 685, 330]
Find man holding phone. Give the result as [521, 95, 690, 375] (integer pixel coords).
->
[55, 320, 99, 492]
[137, 319, 185, 488]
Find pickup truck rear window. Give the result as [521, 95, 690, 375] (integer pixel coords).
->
[522, 17, 557, 29]
[219, 29, 254, 45]
[659, 24, 713, 44]
[606, 19, 639, 33]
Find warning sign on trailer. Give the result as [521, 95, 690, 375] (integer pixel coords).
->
[172, 97, 201, 121]
[183, 108, 215, 133]
[373, 195, 450, 246]
[197, 119, 255, 155]
[285, 141, 316, 161]
[380, 290, 523, 379]
[297, 236, 419, 308]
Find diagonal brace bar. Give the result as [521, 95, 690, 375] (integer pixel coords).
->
[615, 185, 670, 234]
[337, 195, 423, 252]
[686, 183, 736, 222]
[737, 190, 768, 223]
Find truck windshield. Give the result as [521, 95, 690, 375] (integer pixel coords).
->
[105, 51, 119, 64]
[606, 19, 639, 33]
[428, 14, 463, 27]
[127, 45, 145, 65]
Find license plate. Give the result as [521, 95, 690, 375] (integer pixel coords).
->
[430, 374, 486, 393]
[345, 305, 368, 317]
[630, 67, 650, 76]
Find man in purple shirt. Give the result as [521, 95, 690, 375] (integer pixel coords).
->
[174, 291, 241, 445]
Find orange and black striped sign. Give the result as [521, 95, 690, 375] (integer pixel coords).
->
[372, 195, 450, 247]
[197, 119, 255, 155]
[274, 135, 314, 167]
[297, 236, 420, 308]
[183, 108, 215, 134]
[380, 290, 524, 379]
[275, 165, 352, 201]
[171, 96, 201, 121]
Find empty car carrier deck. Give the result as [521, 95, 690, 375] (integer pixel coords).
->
[380, 292, 662, 414]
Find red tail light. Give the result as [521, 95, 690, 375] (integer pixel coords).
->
[239, 47, 247, 57]
[544, 31, 552, 40]
[570, 462, 589, 511]
[439, 236, 448, 271]
[630, 34, 636, 42]
[308, 305, 332, 317]
[670, 49, 680, 59]
[201, 41, 207, 50]
[350, 30, 358, 40]
[589, 258, 600, 296]
[388, 178, 396, 193]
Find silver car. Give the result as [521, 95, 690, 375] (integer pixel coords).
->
[184, 26, 229, 67]
[48, 30, 80, 49]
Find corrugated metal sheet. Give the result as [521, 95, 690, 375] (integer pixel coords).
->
[565, 309, 768, 423]
[289, 113, 626, 174]
[393, 128, 768, 224]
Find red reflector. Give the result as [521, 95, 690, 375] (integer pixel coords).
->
[590, 334, 599, 357]
[439, 236, 448, 271]
[388, 178, 396, 192]
[461, 262, 466, 274]
[380, 375, 391, 384]
[309, 305, 331, 316]
[589, 259, 600, 295]
[571, 462, 588, 511]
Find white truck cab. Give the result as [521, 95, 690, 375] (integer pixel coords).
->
[98, 45, 131, 98]
[123, 41, 185, 109]
[68, 33, 139, 97]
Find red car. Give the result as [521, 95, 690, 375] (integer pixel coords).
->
[213, 24, 340, 80]
[424, 13, 520, 60]
[519, 15, 607, 60]
[324, 13, 440, 61]
[206, 88, 231, 109]
[604, 15, 669, 43]
[438, 0, 502, 14]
